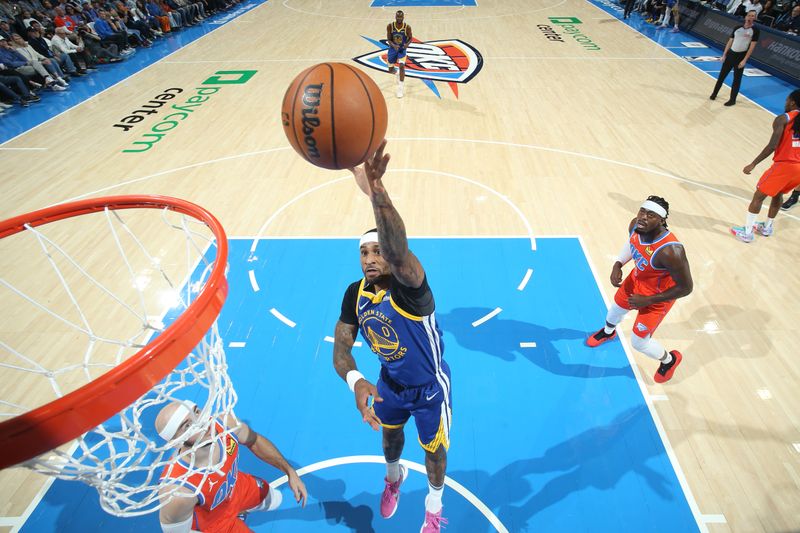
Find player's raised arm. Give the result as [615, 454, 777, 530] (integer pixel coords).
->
[350, 140, 425, 288]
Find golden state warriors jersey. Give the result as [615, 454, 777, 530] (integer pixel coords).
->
[341, 275, 446, 387]
[390, 22, 409, 47]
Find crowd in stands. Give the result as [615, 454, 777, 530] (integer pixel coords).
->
[623, 0, 799, 35]
[720, 0, 800, 33]
[0, 0, 244, 116]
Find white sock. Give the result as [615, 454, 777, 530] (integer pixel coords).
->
[660, 351, 673, 364]
[745, 212, 757, 234]
[425, 483, 444, 513]
[765, 218, 774, 229]
[604, 325, 616, 335]
[386, 459, 400, 483]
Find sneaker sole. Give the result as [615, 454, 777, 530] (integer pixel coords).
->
[382, 464, 406, 519]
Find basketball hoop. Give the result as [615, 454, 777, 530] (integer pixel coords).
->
[0, 195, 238, 516]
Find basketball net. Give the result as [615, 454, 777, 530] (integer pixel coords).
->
[0, 196, 239, 517]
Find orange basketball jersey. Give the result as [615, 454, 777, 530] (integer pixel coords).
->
[161, 421, 241, 512]
[628, 230, 683, 296]
[774, 110, 799, 163]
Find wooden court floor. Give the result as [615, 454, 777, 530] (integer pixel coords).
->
[1, 0, 799, 531]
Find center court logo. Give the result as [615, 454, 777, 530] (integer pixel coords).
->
[542, 17, 601, 51]
[121, 70, 257, 154]
[354, 36, 483, 99]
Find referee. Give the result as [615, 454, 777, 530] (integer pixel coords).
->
[710, 10, 759, 106]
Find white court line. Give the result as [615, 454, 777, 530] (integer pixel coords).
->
[249, 168, 537, 254]
[581, 0, 774, 116]
[472, 307, 502, 327]
[323, 336, 362, 347]
[164, 58, 355, 64]
[0, 517, 22, 527]
[51, 141, 800, 225]
[228, 341, 246, 348]
[270, 308, 296, 328]
[389, 138, 800, 223]
[269, 455, 509, 533]
[0, 147, 47, 151]
[488, 55, 675, 60]
[248, 270, 260, 292]
[57, 148, 287, 205]
[517, 268, 533, 291]
[0, 0, 269, 148]
[519, 342, 537, 348]
[792, 443, 800, 453]
[649, 394, 669, 401]
[577, 235, 708, 532]
[282, 0, 564, 21]
[701, 514, 727, 524]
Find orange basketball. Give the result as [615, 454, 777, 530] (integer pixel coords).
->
[281, 63, 388, 170]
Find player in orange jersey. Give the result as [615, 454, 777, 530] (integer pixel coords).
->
[731, 89, 800, 242]
[587, 196, 694, 383]
[155, 401, 307, 532]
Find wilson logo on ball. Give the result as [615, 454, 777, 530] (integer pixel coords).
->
[354, 36, 484, 99]
[301, 83, 324, 160]
[281, 63, 387, 170]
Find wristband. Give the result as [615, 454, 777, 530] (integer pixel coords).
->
[346, 370, 365, 392]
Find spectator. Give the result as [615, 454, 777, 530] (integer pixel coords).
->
[114, 3, 154, 43]
[27, 25, 81, 75]
[0, 72, 40, 106]
[141, 0, 170, 32]
[8, 31, 69, 87]
[77, 23, 125, 62]
[93, 10, 132, 51]
[0, 19, 13, 40]
[776, 4, 800, 32]
[50, 26, 96, 70]
[53, 6, 77, 30]
[0, 34, 61, 89]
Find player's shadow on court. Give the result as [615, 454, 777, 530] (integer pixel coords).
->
[450, 405, 675, 532]
[247, 471, 378, 532]
[375, 406, 676, 532]
[439, 307, 633, 379]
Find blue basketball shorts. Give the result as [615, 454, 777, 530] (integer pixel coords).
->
[373, 366, 452, 453]
[387, 47, 407, 66]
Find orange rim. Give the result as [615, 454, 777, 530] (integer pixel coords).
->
[0, 195, 228, 470]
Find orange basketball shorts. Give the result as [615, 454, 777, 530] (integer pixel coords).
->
[193, 473, 269, 533]
[613, 275, 676, 338]
[756, 162, 800, 197]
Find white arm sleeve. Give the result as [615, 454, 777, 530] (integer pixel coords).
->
[160, 515, 200, 533]
[616, 241, 632, 265]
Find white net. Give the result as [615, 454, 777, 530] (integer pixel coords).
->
[0, 199, 238, 516]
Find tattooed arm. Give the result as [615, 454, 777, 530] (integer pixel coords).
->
[350, 140, 425, 289]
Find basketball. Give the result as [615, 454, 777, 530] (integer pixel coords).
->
[281, 63, 388, 170]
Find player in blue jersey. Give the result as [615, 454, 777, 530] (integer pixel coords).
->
[333, 140, 449, 533]
[386, 10, 412, 98]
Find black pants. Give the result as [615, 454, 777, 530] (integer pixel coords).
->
[711, 50, 746, 103]
[624, 0, 636, 18]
